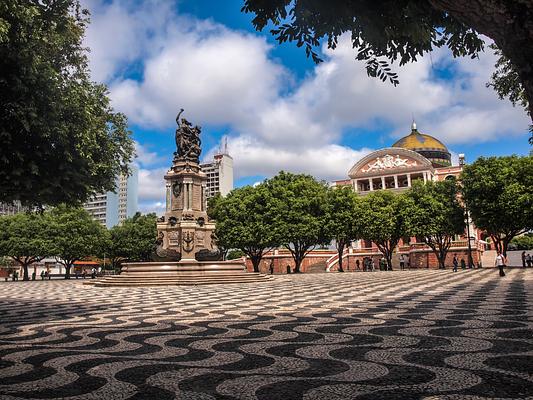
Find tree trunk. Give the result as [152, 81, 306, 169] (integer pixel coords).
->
[428, 0, 533, 120]
[250, 255, 261, 273]
[22, 263, 29, 281]
[337, 240, 345, 272]
[64, 264, 71, 279]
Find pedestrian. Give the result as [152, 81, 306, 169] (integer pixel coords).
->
[91, 267, 96, 279]
[522, 251, 527, 268]
[399, 254, 405, 270]
[370, 259, 375, 272]
[495, 251, 506, 277]
[31, 271, 36, 281]
[452, 254, 458, 272]
[82, 269, 87, 279]
[14, 271, 19, 281]
[40, 270, 45, 280]
[460, 258, 466, 270]
[379, 257, 387, 271]
[269, 260, 274, 275]
[286, 264, 291, 274]
[526, 253, 532, 268]
[355, 259, 360, 271]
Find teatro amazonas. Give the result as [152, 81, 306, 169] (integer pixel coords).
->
[246, 123, 486, 273]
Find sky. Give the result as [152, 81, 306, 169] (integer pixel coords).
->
[83, 0, 531, 215]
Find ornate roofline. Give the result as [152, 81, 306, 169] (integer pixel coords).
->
[348, 148, 434, 178]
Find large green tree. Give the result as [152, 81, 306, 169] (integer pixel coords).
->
[0, 0, 134, 207]
[105, 213, 157, 270]
[213, 185, 277, 272]
[406, 180, 466, 269]
[265, 171, 328, 273]
[323, 186, 364, 272]
[361, 190, 411, 270]
[461, 155, 533, 256]
[0, 212, 53, 280]
[48, 205, 107, 279]
[242, 0, 533, 123]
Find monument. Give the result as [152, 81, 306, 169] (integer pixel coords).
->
[155, 109, 218, 262]
[89, 110, 270, 287]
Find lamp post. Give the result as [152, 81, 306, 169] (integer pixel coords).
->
[465, 202, 474, 269]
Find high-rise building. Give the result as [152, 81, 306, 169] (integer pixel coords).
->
[83, 167, 138, 228]
[200, 141, 233, 199]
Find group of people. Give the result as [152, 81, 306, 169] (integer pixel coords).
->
[521, 251, 533, 268]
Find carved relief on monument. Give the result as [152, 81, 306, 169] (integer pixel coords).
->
[362, 154, 417, 173]
[168, 230, 180, 247]
[196, 231, 205, 247]
[182, 231, 195, 253]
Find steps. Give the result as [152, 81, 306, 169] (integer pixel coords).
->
[86, 260, 272, 287]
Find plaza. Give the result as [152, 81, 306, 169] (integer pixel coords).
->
[0, 269, 532, 399]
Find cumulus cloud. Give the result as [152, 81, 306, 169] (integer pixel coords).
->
[84, 1, 530, 214]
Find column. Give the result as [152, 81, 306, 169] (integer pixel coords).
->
[381, 176, 386, 189]
[369, 179, 374, 191]
[188, 183, 193, 210]
[166, 183, 171, 211]
[394, 175, 398, 189]
[354, 179, 359, 193]
[407, 174, 412, 187]
[184, 183, 188, 210]
[423, 172, 427, 183]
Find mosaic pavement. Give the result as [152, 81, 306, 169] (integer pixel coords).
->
[0, 269, 532, 399]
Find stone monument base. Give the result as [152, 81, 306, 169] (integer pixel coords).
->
[86, 260, 271, 287]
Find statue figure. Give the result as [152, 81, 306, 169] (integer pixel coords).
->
[175, 109, 202, 163]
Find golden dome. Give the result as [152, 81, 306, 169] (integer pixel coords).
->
[392, 122, 451, 167]
[392, 128, 448, 151]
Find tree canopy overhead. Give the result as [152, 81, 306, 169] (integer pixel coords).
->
[242, 0, 533, 123]
[0, 0, 134, 207]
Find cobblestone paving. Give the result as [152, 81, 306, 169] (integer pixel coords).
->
[0, 269, 532, 399]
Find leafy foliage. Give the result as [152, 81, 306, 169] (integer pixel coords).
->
[264, 171, 328, 273]
[406, 180, 465, 269]
[47, 205, 107, 279]
[105, 213, 157, 270]
[0, 212, 54, 280]
[0, 0, 134, 207]
[461, 156, 533, 255]
[213, 185, 276, 271]
[509, 233, 533, 251]
[242, 0, 484, 86]
[323, 187, 364, 272]
[361, 190, 411, 269]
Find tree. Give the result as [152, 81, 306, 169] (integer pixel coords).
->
[0, 0, 134, 207]
[406, 180, 466, 269]
[361, 190, 411, 270]
[0, 212, 53, 280]
[509, 233, 533, 250]
[265, 171, 328, 273]
[213, 185, 277, 272]
[323, 186, 364, 272]
[105, 213, 157, 270]
[461, 155, 533, 256]
[48, 205, 107, 279]
[242, 0, 533, 122]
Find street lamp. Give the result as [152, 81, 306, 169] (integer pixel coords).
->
[464, 202, 474, 269]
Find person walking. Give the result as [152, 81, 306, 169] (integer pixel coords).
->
[40, 270, 45, 280]
[379, 257, 387, 271]
[526, 253, 532, 268]
[355, 259, 360, 271]
[452, 254, 459, 272]
[522, 251, 527, 268]
[269, 260, 274, 275]
[460, 258, 466, 270]
[495, 251, 506, 277]
[399, 254, 405, 270]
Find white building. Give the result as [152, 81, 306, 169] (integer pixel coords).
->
[83, 167, 138, 228]
[200, 144, 233, 199]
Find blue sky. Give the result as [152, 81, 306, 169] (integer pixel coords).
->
[83, 0, 531, 214]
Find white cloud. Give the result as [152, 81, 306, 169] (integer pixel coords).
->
[83, 2, 530, 214]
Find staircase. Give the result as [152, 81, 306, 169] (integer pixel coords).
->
[85, 260, 272, 287]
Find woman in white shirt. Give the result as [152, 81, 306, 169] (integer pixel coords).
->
[494, 251, 507, 277]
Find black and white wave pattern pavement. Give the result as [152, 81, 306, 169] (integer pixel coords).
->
[0, 269, 532, 399]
